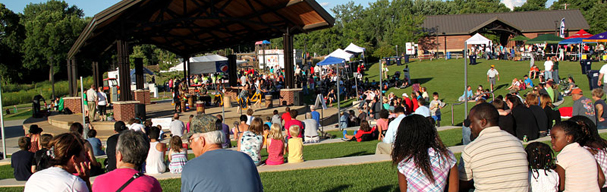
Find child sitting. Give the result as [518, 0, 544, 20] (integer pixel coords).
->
[265, 124, 285, 165]
[168, 136, 188, 174]
[12, 137, 34, 181]
[525, 142, 559, 192]
[342, 120, 377, 142]
[33, 134, 53, 171]
[287, 125, 304, 163]
[86, 129, 105, 156]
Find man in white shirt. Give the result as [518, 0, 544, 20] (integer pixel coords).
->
[598, 63, 607, 95]
[169, 113, 185, 137]
[543, 59, 554, 80]
[375, 106, 406, 155]
[414, 99, 431, 117]
[86, 85, 97, 121]
[486, 65, 499, 91]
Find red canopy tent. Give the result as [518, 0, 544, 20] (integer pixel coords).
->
[565, 29, 593, 39]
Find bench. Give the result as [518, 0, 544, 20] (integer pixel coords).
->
[418, 54, 433, 61]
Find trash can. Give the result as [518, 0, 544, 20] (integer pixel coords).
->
[384, 58, 391, 66]
[580, 60, 592, 74]
[588, 70, 600, 90]
[404, 55, 410, 63]
[446, 52, 451, 60]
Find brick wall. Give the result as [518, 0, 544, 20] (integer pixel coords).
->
[134, 90, 151, 104]
[280, 89, 301, 106]
[113, 101, 139, 121]
[63, 97, 82, 114]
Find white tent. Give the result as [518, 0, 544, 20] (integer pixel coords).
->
[326, 49, 354, 61]
[164, 54, 246, 73]
[466, 33, 492, 45]
[344, 43, 365, 54]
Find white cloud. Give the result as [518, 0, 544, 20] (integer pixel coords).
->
[320, 2, 330, 7]
[501, 0, 526, 10]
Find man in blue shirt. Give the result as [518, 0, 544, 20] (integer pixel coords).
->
[375, 106, 406, 154]
[182, 114, 263, 192]
[524, 75, 534, 88]
[310, 106, 321, 127]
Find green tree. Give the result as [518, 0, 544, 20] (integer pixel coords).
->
[20, 0, 86, 81]
[0, 3, 25, 84]
[585, 2, 607, 34]
[514, 0, 547, 12]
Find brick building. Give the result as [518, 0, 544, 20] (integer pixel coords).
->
[420, 10, 589, 54]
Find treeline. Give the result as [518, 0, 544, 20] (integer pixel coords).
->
[1, 0, 604, 85]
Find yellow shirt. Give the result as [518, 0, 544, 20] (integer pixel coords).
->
[288, 137, 303, 163]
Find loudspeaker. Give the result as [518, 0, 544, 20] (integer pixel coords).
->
[228, 55, 237, 87]
[135, 104, 146, 120]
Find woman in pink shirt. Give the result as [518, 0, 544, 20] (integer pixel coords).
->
[376, 110, 390, 141]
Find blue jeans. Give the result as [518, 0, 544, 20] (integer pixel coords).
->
[545, 71, 553, 80]
[552, 70, 559, 82]
[462, 125, 471, 145]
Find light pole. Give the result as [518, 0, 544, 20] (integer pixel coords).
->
[443, 32, 447, 60]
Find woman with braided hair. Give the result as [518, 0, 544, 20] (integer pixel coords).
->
[391, 114, 458, 192]
[525, 142, 559, 191]
[570, 115, 607, 191]
[25, 132, 91, 192]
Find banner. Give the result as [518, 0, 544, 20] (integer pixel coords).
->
[560, 18, 566, 38]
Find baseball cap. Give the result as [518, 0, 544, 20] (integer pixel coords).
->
[402, 93, 408, 98]
[490, 65, 495, 68]
[183, 114, 220, 140]
[571, 88, 583, 95]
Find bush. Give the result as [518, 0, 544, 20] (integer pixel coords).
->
[1, 77, 93, 106]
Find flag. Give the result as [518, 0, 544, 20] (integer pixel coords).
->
[560, 18, 566, 38]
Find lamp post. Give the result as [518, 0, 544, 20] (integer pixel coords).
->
[443, 32, 447, 60]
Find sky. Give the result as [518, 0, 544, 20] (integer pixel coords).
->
[3, 0, 558, 17]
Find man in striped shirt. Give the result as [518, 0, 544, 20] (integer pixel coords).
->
[458, 103, 529, 192]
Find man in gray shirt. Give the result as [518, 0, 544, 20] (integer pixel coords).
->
[302, 112, 319, 143]
[271, 110, 282, 127]
[169, 113, 185, 137]
[572, 88, 596, 125]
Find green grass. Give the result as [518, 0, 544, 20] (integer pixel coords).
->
[362, 59, 600, 126]
[2, 109, 32, 121]
[327, 128, 462, 147]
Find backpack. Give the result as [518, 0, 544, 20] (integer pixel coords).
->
[34, 149, 51, 171]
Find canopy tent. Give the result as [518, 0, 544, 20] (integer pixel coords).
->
[526, 34, 564, 44]
[326, 49, 354, 61]
[344, 43, 366, 54]
[565, 29, 593, 39]
[583, 31, 607, 42]
[559, 38, 586, 45]
[510, 35, 530, 41]
[255, 40, 271, 45]
[465, 33, 492, 45]
[316, 56, 345, 116]
[165, 54, 246, 73]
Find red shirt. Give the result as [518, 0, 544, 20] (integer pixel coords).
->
[412, 97, 419, 112]
[281, 112, 292, 123]
[310, 66, 315, 74]
[404, 98, 413, 114]
[284, 119, 303, 138]
[354, 126, 376, 142]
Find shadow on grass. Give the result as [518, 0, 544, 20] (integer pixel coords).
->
[370, 185, 397, 192]
[323, 184, 352, 192]
[341, 151, 373, 158]
[411, 77, 433, 84]
[494, 84, 508, 91]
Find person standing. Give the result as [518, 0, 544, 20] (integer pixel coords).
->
[96, 87, 108, 121]
[170, 113, 185, 137]
[543, 58, 554, 81]
[459, 103, 529, 191]
[571, 88, 596, 125]
[86, 85, 97, 121]
[598, 62, 607, 95]
[182, 114, 263, 191]
[486, 65, 499, 91]
[552, 56, 559, 83]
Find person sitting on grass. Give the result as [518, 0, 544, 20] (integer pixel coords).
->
[33, 134, 53, 172]
[525, 142, 559, 192]
[239, 118, 264, 166]
[266, 124, 285, 165]
[12, 136, 35, 181]
[342, 120, 377, 142]
[168, 136, 188, 174]
[287, 125, 304, 163]
[145, 127, 166, 174]
[376, 110, 390, 141]
[86, 129, 105, 156]
[391, 114, 458, 192]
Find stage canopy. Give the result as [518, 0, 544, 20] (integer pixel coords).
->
[344, 43, 365, 54]
[326, 49, 354, 61]
[165, 54, 246, 73]
[317, 56, 345, 66]
[526, 34, 564, 44]
[565, 29, 593, 39]
[465, 33, 491, 45]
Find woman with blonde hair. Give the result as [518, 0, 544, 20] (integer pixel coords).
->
[25, 133, 91, 192]
[265, 124, 285, 165]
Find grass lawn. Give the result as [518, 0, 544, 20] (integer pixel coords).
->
[326, 128, 462, 147]
[363, 59, 601, 126]
[2, 109, 32, 121]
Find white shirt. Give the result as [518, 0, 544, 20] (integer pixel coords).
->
[382, 114, 406, 143]
[246, 115, 254, 125]
[600, 64, 607, 83]
[97, 92, 107, 106]
[486, 68, 499, 78]
[544, 60, 554, 72]
[169, 119, 185, 137]
[129, 123, 145, 133]
[414, 106, 431, 117]
[528, 169, 559, 192]
[86, 88, 96, 102]
[25, 167, 89, 192]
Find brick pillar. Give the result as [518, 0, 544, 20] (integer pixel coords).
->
[279, 88, 302, 106]
[133, 90, 151, 104]
[63, 97, 83, 114]
[113, 101, 139, 121]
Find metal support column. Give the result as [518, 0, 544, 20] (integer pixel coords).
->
[67, 59, 74, 96]
[135, 58, 144, 90]
[283, 28, 294, 88]
[71, 58, 78, 97]
[117, 40, 132, 101]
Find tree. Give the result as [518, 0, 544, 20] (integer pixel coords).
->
[514, 0, 547, 12]
[0, 3, 25, 84]
[585, 2, 607, 34]
[20, 0, 86, 82]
